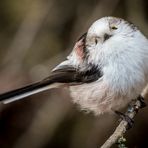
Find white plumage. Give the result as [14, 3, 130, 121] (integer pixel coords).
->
[1, 16, 148, 116]
[67, 17, 148, 115]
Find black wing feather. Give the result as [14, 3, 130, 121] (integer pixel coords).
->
[0, 65, 102, 102]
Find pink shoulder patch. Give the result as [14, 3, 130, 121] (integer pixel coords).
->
[74, 39, 85, 60]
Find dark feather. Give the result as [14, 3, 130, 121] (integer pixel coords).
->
[0, 68, 79, 102]
[77, 32, 87, 42]
[0, 65, 102, 103]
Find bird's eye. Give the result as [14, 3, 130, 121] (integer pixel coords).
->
[95, 38, 98, 44]
[111, 26, 118, 30]
[94, 37, 100, 45]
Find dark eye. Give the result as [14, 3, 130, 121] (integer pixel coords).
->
[95, 38, 98, 44]
[111, 26, 118, 30]
[94, 37, 101, 45]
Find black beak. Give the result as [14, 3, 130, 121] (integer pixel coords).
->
[104, 33, 112, 41]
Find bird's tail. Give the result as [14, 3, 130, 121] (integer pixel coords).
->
[0, 80, 63, 104]
[0, 68, 80, 104]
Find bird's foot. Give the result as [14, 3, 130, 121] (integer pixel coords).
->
[115, 110, 134, 130]
[137, 95, 147, 109]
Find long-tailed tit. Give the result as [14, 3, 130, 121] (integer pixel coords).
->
[0, 16, 148, 116]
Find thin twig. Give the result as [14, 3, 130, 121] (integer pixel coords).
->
[101, 85, 148, 148]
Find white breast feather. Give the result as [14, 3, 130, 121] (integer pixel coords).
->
[69, 17, 148, 115]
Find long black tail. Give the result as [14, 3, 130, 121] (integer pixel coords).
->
[0, 68, 81, 104]
[0, 65, 100, 104]
[0, 81, 61, 104]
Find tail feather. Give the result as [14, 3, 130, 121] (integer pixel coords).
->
[0, 65, 92, 104]
[0, 69, 78, 104]
[0, 82, 61, 104]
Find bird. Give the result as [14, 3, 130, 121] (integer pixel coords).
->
[0, 16, 148, 117]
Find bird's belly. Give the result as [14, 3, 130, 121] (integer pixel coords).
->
[69, 81, 136, 115]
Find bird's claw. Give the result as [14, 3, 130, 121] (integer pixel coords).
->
[115, 110, 134, 130]
[137, 95, 147, 108]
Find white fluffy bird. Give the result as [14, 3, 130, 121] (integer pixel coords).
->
[0, 16, 148, 116]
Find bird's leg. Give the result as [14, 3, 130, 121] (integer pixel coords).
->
[129, 95, 147, 114]
[115, 95, 147, 130]
[137, 95, 147, 109]
[114, 110, 134, 129]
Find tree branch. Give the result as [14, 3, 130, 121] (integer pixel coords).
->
[101, 85, 148, 148]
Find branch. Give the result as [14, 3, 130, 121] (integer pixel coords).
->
[101, 85, 148, 148]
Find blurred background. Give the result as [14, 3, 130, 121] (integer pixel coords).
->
[0, 0, 148, 148]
